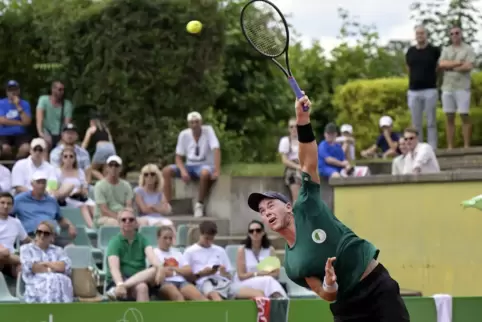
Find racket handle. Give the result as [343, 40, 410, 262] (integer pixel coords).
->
[288, 77, 309, 111]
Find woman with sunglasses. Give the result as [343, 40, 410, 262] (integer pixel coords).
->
[56, 146, 95, 227]
[278, 118, 302, 203]
[234, 220, 287, 298]
[19, 221, 73, 303]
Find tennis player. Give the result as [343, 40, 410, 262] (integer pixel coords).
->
[247, 95, 410, 322]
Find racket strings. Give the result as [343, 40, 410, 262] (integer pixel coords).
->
[241, 2, 288, 57]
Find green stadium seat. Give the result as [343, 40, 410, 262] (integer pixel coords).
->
[225, 244, 242, 269]
[15, 274, 25, 301]
[98, 226, 120, 251]
[279, 267, 317, 298]
[60, 227, 102, 264]
[175, 224, 189, 247]
[0, 272, 20, 303]
[60, 207, 97, 238]
[65, 245, 104, 281]
[139, 226, 158, 247]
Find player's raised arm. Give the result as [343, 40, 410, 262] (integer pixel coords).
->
[295, 95, 320, 184]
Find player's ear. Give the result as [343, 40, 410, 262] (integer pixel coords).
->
[285, 202, 292, 212]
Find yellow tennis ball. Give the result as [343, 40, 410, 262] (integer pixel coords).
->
[186, 20, 202, 34]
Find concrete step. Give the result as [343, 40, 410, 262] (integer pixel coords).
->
[213, 235, 285, 249]
[170, 198, 193, 215]
[170, 215, 229, 236]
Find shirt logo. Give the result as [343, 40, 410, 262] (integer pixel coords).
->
[311, 229, 326, 244]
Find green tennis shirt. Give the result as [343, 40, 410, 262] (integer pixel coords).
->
[284, 172, 379, 300]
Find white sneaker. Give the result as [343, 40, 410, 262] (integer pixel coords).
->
[106, 287, 117, 301]
[194, 202, 204, 217]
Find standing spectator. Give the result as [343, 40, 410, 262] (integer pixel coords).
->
[0, 164, 11, 192]
[50, 124, 91, 173]
[0, 80, 32, 159]
[336, 124, 356, 162]
[402, 128, 440, 175]
[20, 221, 73, 303]
[391, 138, 408, 175]
[162, 112, 221, 218]
[406, 25, 440, 150]
[36, 81, 73, 149]
[278, 118, 301, 203]
[361, 116, 400, 159]
[439, 27, 476, 149]
[317, 123, 351, 179]
[81, 111, 116, 181]
[93, 156, 134, 227]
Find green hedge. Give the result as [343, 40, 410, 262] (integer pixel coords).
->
[333, 72, 482, 152]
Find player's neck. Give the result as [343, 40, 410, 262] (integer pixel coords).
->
[279, 221, 296, 247]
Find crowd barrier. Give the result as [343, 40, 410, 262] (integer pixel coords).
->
[1, 297, 482, 322]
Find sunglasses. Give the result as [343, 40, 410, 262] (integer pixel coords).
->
[121, 218, 135, 223]
[36, 229, 51, 237]
[249, 228, 263, 234]
[450, 31, 460, 36]
[33, 147, 44, 153]
[63, 154, 74, 159]
[143, 172, 156, 177]
[108, 163, 120, 168]
[404, 136, 416, 141]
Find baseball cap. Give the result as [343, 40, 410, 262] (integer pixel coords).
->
[187, 111, 202, 122]
[324, 122, 337, 134]
[379, 116, 393, 128]
[30, 138, 47, 149]
[106, 155, 122, 165]
[6, 80, 19, 88]
[340, 124, 353, 134]
[62, 123, 77, 132]
[248, 191, 290, 212]
[31, 170, 48, 181]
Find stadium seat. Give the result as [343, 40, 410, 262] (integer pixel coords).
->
[65, 245, 104, 281]
[60, 207, 97, 238]
[0, 273, 20, 303]
[62, 227, 103, 264]
[278, 267, 317, 298]
[15, 274, 25, 302]
[225, 244, 242, 268]
[175, 224, 189, 247]
[98, 226, 120, 251]
[139, 226, 158, 247]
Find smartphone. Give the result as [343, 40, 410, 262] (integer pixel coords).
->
[212, 265, 220, 270]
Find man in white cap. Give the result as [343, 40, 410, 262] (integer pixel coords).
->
[336, 124, 355, 162]
[360, 116, 400, 159]
[162, 111, 221, 218]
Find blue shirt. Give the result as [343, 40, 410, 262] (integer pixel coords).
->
[0, 98, 31, 136]
[318, 140, 345, 176]
[376, 132, 400, 152]
[13, 192, 62, 234]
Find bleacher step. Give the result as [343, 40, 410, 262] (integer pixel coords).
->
[170, 198, 193, 215]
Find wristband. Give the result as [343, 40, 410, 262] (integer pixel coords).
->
[297, 123, 315, 143]
[322, 278, 338, 293]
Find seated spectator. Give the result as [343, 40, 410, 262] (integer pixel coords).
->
[278, 118, 301, 203]
[50, 124, 90, 175]
[0, 192, 30, 278]
[402, 127, 440, 174]
[336, 124, 356, 162]
[154, 226, 206, 301]
[162, 112, 221, 218]
[35, 81, 73, 149]
[0, 80, 31, 159]
[20, 221, 73, 303]
[183, 220, 263, 301]
[93, 156, 133, 227]
[105, 209, 164, 302]
[13, 170, 77, 247]
[81, 111, 116, 181]
[234, 220, 287, 298]
[361, 116, 400, 159]
[0, 163, 11, 192]
[56, 147, 95, 228]
[392, 138, 408, 175]
[318, 123, 352, 179]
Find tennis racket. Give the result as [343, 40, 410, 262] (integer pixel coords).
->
[240, 0, 308, 111]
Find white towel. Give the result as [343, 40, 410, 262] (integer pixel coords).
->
[433, 293, 452, 322]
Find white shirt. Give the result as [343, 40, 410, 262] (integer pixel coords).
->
[154, 248, 187, 283]
[391, 155, 406, 175]
[0, 216, 28, 252]
[175, 125, 220, 166]
[278, 136, 299, 161]
[0, 165, 11, 193]
[11, 156, 57, 191]
[402, 142, 440, 174]
[183, 243, 232, 286]
[336, 136, 356, 160]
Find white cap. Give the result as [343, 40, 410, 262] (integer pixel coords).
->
[30, 137, 47, 149]
[106, 155, 122, 165]
[379, 116, 393, 128]
[340, 124, 353, 134]
[31, 170, 48, 181]
[187, 111, 202, 122]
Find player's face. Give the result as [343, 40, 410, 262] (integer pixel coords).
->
[258, 198, 290, 231]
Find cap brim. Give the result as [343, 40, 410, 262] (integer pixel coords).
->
[247, 192, 272, 212]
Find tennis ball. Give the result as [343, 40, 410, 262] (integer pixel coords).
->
[186, 20, 203, 34]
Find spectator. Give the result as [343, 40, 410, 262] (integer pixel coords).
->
[20, 221, 73, 303]
[93, 155, 134, 227]
[405, 25, 440, 150]
[56, 147, 95, 228]
[278, 118, 301, 203]
[361, 116, 400, 159]
[317, 123, 352, 179]
[402, 128, 440, 175]
[36, 81, 73, 149]
[105, 209, 163, 302]
[81, 111, 116, 181]
[0, 80, 32, 159]
[234, 220, 287, 298]
[439, 27, 476, 149]
[162, 112, 221, 218]
[336, 124, 356, 162]
[0, 192, 30, 278]
[391, 138, 408, 175]
[13, 170, 77, 247]
[154, 226, 206, 301]
[50, 124, 91, 174]
[0, 163, 11, 192]
[134, 164, 174, 229]
[183, 220, 263, 301]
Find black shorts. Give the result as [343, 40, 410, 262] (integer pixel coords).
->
[28, 232, 72, 248]
[330, 263, 410, 322]
[0, 134, 31, 148]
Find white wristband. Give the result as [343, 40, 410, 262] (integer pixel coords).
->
[323, 278, 338, 293]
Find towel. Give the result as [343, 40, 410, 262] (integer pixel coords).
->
[433, 293, 452, 322]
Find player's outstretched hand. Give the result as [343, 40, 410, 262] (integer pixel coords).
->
[325, 257, 337, 286]
[294, 92, 311, 124]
